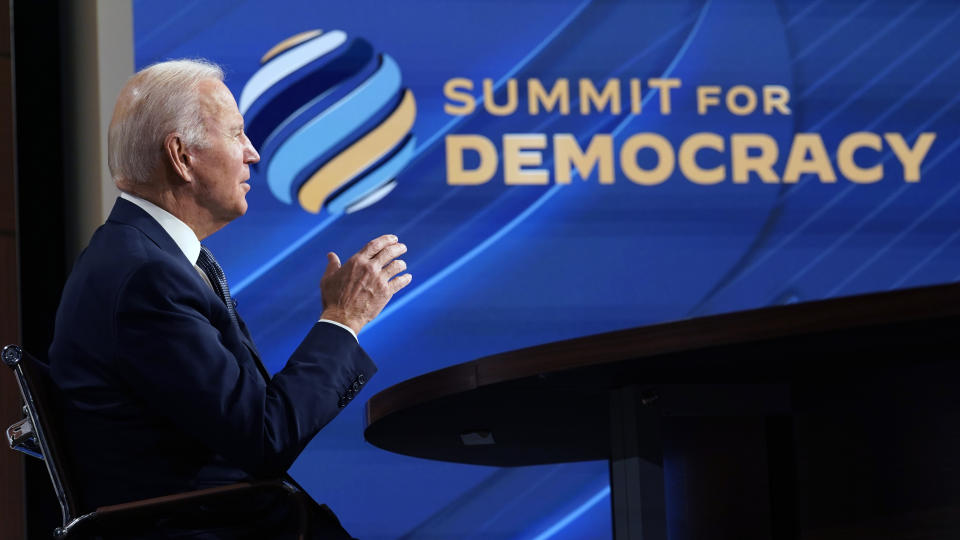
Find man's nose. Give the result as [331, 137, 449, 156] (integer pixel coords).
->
[244, 136, 260, 164]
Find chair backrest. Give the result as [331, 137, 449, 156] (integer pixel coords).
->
[3, 344, 81, 528]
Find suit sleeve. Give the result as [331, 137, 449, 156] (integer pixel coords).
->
[112, 259, 376, 477]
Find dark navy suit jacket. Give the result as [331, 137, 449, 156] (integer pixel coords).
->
[49, 198, 376, 512]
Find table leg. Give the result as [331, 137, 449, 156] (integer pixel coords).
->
[609, 386, 666, 540]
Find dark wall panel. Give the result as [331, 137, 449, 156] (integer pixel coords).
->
[0, 0, 25, 536]
[10, 0, 67, 537]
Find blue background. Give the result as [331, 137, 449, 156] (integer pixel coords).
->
[134, 1, 960, 538]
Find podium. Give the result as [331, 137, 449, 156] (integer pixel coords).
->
[364, 283, 960, 539]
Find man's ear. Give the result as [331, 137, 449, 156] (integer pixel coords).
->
[163, 132, 193, 182]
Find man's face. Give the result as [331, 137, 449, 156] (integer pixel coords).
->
[189, 79, 260, 224]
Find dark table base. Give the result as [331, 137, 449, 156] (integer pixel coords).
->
[612, 374, 960, 540]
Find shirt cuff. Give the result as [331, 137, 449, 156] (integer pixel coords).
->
[318, 319, 359, 343]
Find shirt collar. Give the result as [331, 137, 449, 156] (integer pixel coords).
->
[120, 192, 202, 265]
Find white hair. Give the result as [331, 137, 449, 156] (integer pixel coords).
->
[108, 59, 225, 185]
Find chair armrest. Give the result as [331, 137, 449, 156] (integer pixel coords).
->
[60, 479, 307, 538]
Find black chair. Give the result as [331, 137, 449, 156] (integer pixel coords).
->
[3, 344, 310, 539]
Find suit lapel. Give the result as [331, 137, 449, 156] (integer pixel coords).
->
[109, 199, 221, 311]
[108, 197, 271, 383]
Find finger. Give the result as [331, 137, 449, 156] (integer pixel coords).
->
[323, 252, 341, 279]
[382, 259, 407, 280]
[362, 234, 398, 259]
[388, 273, 412, 294]
[373, 242, 407, 267]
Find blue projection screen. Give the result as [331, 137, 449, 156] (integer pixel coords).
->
[133, 1, 960, 538]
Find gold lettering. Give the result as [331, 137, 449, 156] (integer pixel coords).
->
[503, 134, 549, 184]
[555, 134, 614, 184]
[620, 133, 674, 185]
[837, 132, 883, 183]
[483, 78, 518, 116]
[783, 133, 835, 183]
[629, 79, 642, 114]
[443, 78, 475, 116]
[697, 85, 721, 115]
[528, 78, 570, 115]
[731, 134, 780, 183]
[679, 133, 725, 185]
[726, 85, 758, 116]
[579, 79, 622, 115]
[648, 78, 681, 115]
[885, 132, 936, 183]
[763, 85, 791, 115]
[446, 135, 497, 185]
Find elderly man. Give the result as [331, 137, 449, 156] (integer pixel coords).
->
[48, 59, 409, 538]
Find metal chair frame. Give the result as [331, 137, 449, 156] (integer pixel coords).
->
[3, 344, 309, 539]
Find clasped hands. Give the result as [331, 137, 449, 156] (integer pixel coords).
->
[319, 234, 412, 335]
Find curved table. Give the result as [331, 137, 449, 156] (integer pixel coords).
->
[365, 283, 960, 539]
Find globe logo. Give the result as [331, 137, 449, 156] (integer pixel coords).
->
[239, 30, 416, 214]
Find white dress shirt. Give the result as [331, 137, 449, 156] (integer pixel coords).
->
[119, 192, 358, 342]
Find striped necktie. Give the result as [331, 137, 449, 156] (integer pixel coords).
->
[196, 245, 239, 328]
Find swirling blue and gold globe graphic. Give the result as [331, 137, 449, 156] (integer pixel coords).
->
[239, 29, 416, 214]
